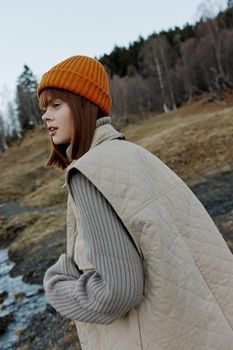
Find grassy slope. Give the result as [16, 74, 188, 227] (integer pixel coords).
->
[0, 91, 233, 264]
[0, 128, 65, 204]
[1, 91, 233, 202]
[122, 92, 233, 185]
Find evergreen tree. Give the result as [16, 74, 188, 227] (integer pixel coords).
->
[16, 65, 42, 131]
[99, 36, 145, 77]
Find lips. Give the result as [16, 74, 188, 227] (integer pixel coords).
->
[48, 127, 58, 136]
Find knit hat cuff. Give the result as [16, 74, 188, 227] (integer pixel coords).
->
[37, 68, 112, 115]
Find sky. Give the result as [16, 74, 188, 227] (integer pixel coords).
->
[0, 0, 228, 109]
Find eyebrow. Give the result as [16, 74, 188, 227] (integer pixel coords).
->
[47, 97, 56, 105]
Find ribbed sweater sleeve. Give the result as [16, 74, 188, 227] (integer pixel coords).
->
[43, 171, 144, 325]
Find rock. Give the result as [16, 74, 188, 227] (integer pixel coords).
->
[38, 287, 44, 294]
[15, 328, 25, 337]
[223, 220, 233, 231]
[0, 313, 15, 335]
[0, 290, 8, 304]
[12, 308, 80, 350]
[15, 291, 25, 302]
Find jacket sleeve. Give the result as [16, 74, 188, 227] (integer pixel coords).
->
[43, 170, 144, 325]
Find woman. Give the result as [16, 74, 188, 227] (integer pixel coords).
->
[37, 55, 233, 350]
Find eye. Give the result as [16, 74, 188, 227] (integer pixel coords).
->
[53, 103, 60, 108]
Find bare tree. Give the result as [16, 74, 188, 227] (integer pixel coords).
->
[220, 28, 233, 83]
[228, 0, 233, 9]
[0, 112, 8, 151]
[139, 36, 176, 112]
[195, 0, 227, 21]
[110, 69, 154, 124]
[107, 7, 233, 121]
[6, 101, 22, 140]
[179, 38, 199, 102]
[197, 19, 232, 90]
[110, 74, 130, 125]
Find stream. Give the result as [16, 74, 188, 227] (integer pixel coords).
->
[0, 198, 67, 349]
[0, 248, 47, 349]
[0, 166, 232, 349]
[0, 200, 61, 216]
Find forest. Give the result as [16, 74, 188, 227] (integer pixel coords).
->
[0, 3, 233, 151]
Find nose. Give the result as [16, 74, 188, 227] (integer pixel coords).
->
[41, 112, 46, 121]
[41, 109, 52, 122]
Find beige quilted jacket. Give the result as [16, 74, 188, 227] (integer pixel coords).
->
[65, 124, 233, 350]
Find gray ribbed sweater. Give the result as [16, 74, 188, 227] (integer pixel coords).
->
[43, 117, 144, 325]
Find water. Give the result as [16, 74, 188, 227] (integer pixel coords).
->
[0, 200, 59, 216]
[0, 249, 47, 349]
[0, 201, 42, 216]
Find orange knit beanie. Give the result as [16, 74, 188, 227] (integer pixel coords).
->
[37, 55, 112, 115]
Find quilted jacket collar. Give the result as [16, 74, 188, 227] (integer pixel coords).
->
[89, 123, 126, 150]
[66, 119, 125, 159]
[65, 124, 126, 178]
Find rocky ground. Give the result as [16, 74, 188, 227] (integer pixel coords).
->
[0, 92, 233, 349]
[190, 164, 233, 250]
[12, 169, 233, 350]
[1, 164, 232, 350]
[12, 305, 81, 350]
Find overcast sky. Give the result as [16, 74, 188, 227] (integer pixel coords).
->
[0, 0, 228, 105]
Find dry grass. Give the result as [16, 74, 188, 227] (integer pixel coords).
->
[1, 91, 233, 258]
[122, 92, 233, 184]
[0, 92, 232, 350]
[1, 91, 232, 205]
[0, 128, 65, 203]
[22, 176, 67, 207]
[0, 211, 40, 248]
[8, 209, 66, 256]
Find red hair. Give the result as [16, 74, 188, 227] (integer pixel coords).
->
[39, 88, 104, 170]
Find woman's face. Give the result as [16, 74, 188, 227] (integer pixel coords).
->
[41, 98, 73, 145]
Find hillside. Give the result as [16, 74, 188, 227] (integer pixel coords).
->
[1, 90, 233, 277]
[124, 91, 233, 185]
[0, 91, 233, 349]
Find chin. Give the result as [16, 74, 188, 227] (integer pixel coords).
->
[52, 137, 70, 145]
[52, 139, 61, 145]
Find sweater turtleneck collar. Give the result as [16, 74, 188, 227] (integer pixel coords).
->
[66, 116, 123, 159]
[96, 116, 112, 128]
